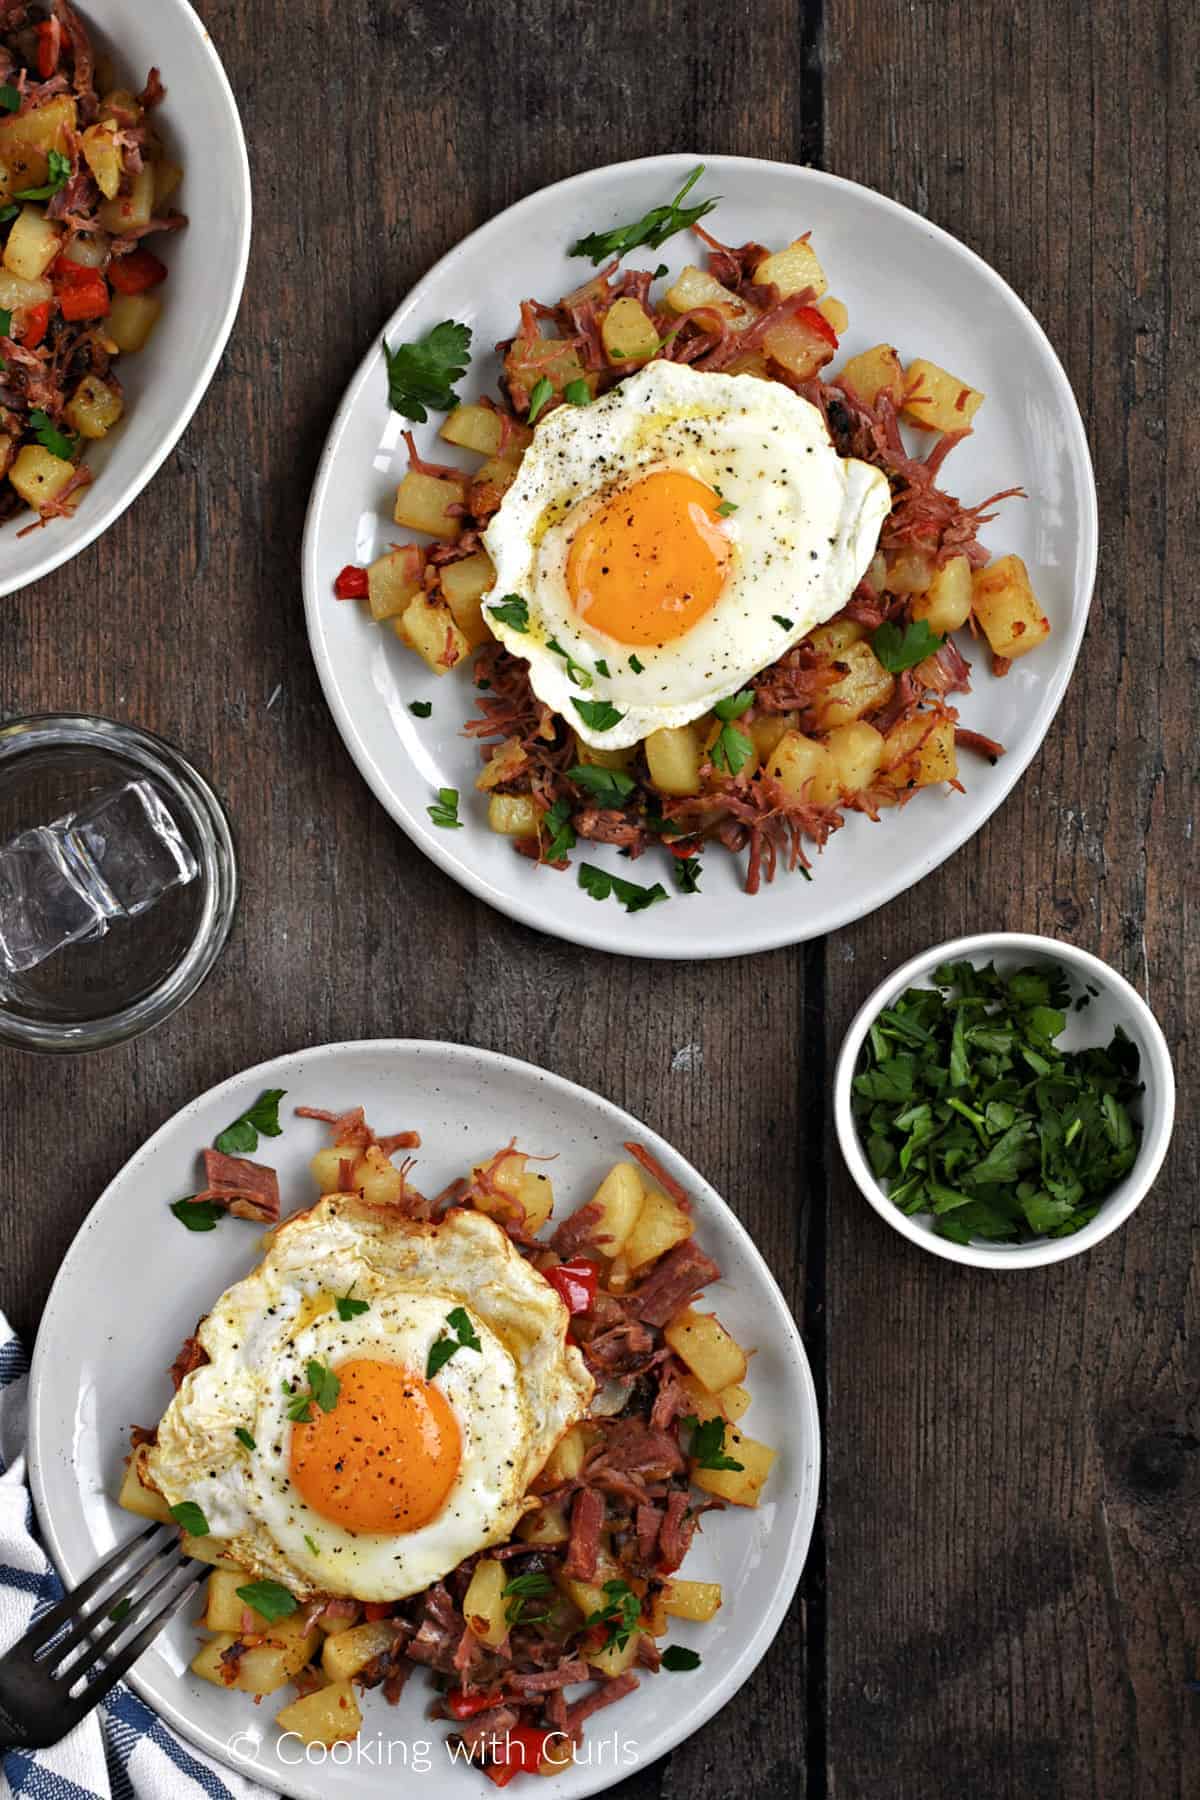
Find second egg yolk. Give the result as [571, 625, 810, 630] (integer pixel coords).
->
[565, 470, 732, 646]
[290, 1358, 461, 1535]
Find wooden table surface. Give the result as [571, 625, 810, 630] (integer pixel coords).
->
[2, 2, 1196, 1795]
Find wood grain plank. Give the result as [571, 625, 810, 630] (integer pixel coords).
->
[0, 3, 821, 1793]
[822, 0, 1197, 1796]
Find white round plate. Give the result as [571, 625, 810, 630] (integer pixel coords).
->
[302, 153, 1097, 959]
[28, 1040, 819, 1799]
[0, 0, 251, 596]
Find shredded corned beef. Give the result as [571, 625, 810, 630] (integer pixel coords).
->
[194, 1149, 280, 1223]
[630, 1239, 722, 1327]
[168, 1332, 208, 1390]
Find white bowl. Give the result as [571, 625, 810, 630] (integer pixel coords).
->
[833, 933, 1176, 1269]
[0, 0, 251, 596]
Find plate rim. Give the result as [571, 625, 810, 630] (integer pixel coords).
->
[301, 151, 1099, 959]
[27, 1035, 821, 1800]
[0, 0, 253, 599]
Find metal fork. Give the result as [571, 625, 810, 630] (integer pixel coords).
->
[0, 1524, 202, 1749]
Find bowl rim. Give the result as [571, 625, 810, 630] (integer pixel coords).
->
[833, 931, 1177, 1270]
[0, 0, 252, 599]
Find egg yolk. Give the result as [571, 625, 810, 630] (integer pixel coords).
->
[290, 1357, 461, 1534]
[566, 470, 732, 646]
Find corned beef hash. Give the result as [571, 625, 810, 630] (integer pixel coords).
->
[336, 165, 1051, 902]
[123, 1103, 774, 1781]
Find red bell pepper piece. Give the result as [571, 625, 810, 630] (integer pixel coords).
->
[35, 19, 61, 79]
[56, 277, 110, 323]
[445, 1684, 504, 1720]
[333, 564, 369, 600]
[52, 257, 97, 287]
[109, 249, 168, 296]
[483, 1725, 555, 1786]
[796, 303, 838, 349]
[546, 1257, 599, 1315]
[20, 302, 50, 349]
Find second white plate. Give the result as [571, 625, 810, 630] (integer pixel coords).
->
[302, 153, 1097, 957]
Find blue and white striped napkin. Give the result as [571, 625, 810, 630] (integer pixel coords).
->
[0, 1313, 267, 1799]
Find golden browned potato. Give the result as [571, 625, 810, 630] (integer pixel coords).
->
[623, 1187, 694, 1270]
[824, 721, 885, 795]
[690, 1427, 777, 1506]
[816, 295, 848, 335]
[573, 733, 636, 772]
[80, 121, 122, 199]
[543, 1424, 590, 1485]
[761, 311, 836, 381]
[971, 554, 1051, 660]
[913, 555, 973, 636]
[877, 714, 958, 802]
[767, 730, 835, 803]
[276, 1681, 362, 1748]
[602, 296, 660, 363]
[440, 551, 496, 647]
[65, 374, 124, 442]
[664, 265, 754, 327]
[0, 96, 76, 199]
[487, 793, 539, 839]
[9, 444, 77, 511]
[587, 1161, 645, 1254]
[806, 617, 866, 659]
[153, 160, 184, 208]
[393, 470, 467, 541]
[321, 1618, 398, 1683]
[440, 403, 531, 458]
[837, 344, 904, 411]
[885, 547, 936, 597]
[662, 1579, 722, 1622]
[366, 545, 424, 622]
[204, 1569, 274, 1634]
[462, 1557, 508, 1648]
[812, 641, 895, 731]
[753, 237, 827, 299]
[97, 164, 155, 236]
[645, 723, 703, 797]
[3, 205, 62, 281]
[107, 292, 162, 354]
[663, 1308, 748, 1392]
[901, 357, 984, 432]
[117, 1456, 174, 1523]
[748, 709, 800, 762]
[516, 1502, 571, 1546]
[395, 592, 470, 673]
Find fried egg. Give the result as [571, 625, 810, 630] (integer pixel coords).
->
[141, 1201, 594, 1601]
[482, 359, 891, 750]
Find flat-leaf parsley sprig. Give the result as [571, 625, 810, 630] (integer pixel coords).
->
[383, 320, 472, 423]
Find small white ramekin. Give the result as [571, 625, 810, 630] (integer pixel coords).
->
[834, 933, 1176, 1269]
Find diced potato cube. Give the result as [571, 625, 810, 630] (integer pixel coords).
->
[662, 1579, 722, 1622]
[64, 374, 124, 441]
[9, 443, 77, 511]
[806, 618, 866, 659]
[517, 1502, 571, 1546]
[587, 1631, 642, 1678]
[117, 1457, 174, 1523]
[885, 547, 935, 597]
[623, 1186, 694, 1271]
[153, 159, 183, 208]
[645, 723, 703, 797]
[878, 714, 958, 801]
[366, 544, 424, 621]
[725, 350, 772, 379]
[190, 1631, 239, 1687]
[588, 1161, 645, 1255]
[971, 554, 1051, 660]
[817, 295, 848, 335]
[3, 205, 62, 281]
[463, 1558, 508, 1647]
[913, 554, 973, 635]
[0, 270, 51, 313]
[440, 550, 496, 647]
[748, 709, 799, 762]
[543, 1424, 589, 1485]
[318, 1604, 362, 1636]
[205, 1569, 274, 1634]
[0, 96, 76, 199]
[81, 121, 122, 199]
[691, 1427, 778, 1506]
[824, 720, 885, 795]
[837, 344, 904, 411]
[487, 793, 539, 839]
[761, 310, 836, 381]
[664, 1308, 748, 1393]
[517, 1170, 554, 1233]
[276, 1681, 362, 1747]
[181, 1534, 240, 1569]
[766, 730, 834, 803]
[721, 1383, 751, 1422]
[356, 1143, 406, 1207]
[601, 295, 659, 364]
[573, 734, 635, 771]
[664, 264, 754, 327]
[812, 641, 895, 731]
[320, 1618, 397, 1682]
[440, 402, 531, 457]
[393, 469, 466, 540]
[396, 592, 470, 674]
[901, 357, 984, 432]
[676, 1371, 751, 1424]
[753, 237, 827, 299]
[107, 291, 162, 353]
[98, 89, 142, 126]
[206, 1619, 321, 1695]
[310, 1144, 357, 1193]
[98, 164, 155, 235]
[559, 1573, 605, 1621]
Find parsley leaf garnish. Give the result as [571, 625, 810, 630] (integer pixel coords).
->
[872, 618, 945, 674]
[526, 376, 554, 424]
[594, 658, 611, 677]
[851, 960, 1143, 1245]
[546, 636, 593, 688]
[541, 796, 576, 862]
[383, 320, 472, 423]
[683, 1414, 744, 1471]
[578, 863, 667, 913]
[585, 1578, 642, 1651]
[672, 857, 703, 894]
[570, 164, 719, 264]
[109, 1596, 133, 1623]
[427, 1306, 482, 1379]
[409, 700, 432, 718]
[170, 1197, 223, 1232]
[236, 1580, 298, 1624]
[488, 594, 529, 632]
[336, 1284, 369, 1321]
[235, 1427, 256, 1452]
[713, 690, 754, 722]
[772, 614, 794, 631]
[285, 1360, 340, 1423]
[0, 309, 10, 342]
[628, 654, 644, 673]
[564, 379, 591, 406]
[215, 1088, 285, 1156]
[427, 787, 463, 829]
[572, 696, 624, 732]
[29, 409, 78, 464]
[503, 1570, 554, 1626]
[0, 85, 19, 113]
[15, 148, 71, 201]
[661, 1645, 702, 1671]
[169, 1501, 210, 1536]
[716, 499, 738, 517]
[568, 763, 636, 807]
[709, 690, 755, 776]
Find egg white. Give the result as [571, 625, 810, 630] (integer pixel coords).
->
[482, 359, 891, 750]
[142, 1201, 594, 1601]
